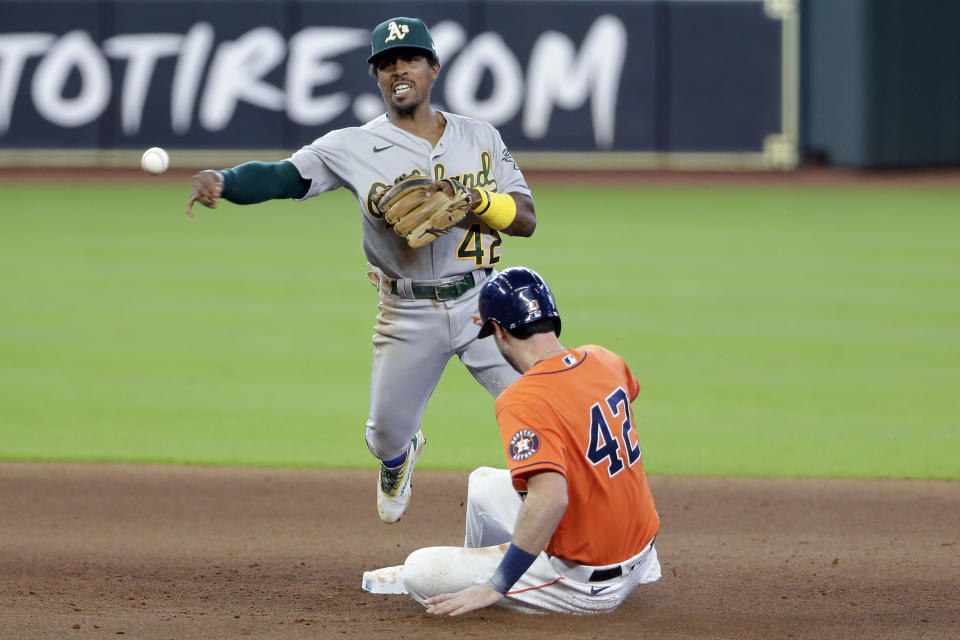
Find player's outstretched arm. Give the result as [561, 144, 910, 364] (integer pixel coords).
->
[509, 471, 567, 552]
[186, 170, 222, 217]
[425, 471, 568, 617]
[186, 161, 311, 217]
[424, 583, 503, 617]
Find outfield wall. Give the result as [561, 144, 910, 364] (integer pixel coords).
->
[0, 0, 799, 170]
[801, 0, 960, 168]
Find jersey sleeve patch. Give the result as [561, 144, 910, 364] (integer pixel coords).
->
[509, 428, 541, 461]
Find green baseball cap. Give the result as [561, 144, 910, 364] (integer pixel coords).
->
[367, 17, 437, 63]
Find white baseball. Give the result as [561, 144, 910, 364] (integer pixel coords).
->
[140, 147, 170, 175]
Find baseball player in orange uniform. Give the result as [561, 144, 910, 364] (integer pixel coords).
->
[372, 267, 661, 614]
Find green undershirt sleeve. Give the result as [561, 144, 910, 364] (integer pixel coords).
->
[219, 160, 311, 204]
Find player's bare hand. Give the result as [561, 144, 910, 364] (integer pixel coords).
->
[471, 313, 482, 327]
[186, 170, 223, 217]
[424, 583, 503, 616]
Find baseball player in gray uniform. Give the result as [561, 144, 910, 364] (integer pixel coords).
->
[186, 17, 536, 523]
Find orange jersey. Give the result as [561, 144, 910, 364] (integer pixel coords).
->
[494, 345, 659, 566]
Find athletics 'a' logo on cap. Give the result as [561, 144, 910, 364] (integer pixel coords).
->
[509, 429, 540, 461]
[385, 21, 410, 42]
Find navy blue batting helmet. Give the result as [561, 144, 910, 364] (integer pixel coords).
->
[477, 267, 561, 339]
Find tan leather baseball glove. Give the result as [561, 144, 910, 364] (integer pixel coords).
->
[372, 175, 473, 248]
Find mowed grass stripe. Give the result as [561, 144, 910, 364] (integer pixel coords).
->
[1, 183, 957, 478]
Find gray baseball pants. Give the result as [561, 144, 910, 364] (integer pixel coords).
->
[364, 268, 520, 461]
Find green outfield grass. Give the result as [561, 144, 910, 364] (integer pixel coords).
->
[1, 180, 957, 479]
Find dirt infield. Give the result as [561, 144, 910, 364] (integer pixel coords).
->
[1, 463, 957, 639]
[2, 165, 958, 638]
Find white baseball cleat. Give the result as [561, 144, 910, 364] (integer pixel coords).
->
[377, 430, 426, 523]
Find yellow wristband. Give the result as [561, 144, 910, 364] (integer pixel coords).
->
[472, 188, 490, 214]
[472, 189, 517, 230]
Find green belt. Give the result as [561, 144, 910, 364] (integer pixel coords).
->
[391, 269, 492, 300]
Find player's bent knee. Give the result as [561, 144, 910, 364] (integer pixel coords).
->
[467, 467, 512, 508]
[467, 466, 504, 491]
[402, 547, 445, 604]
[403, 546, 484, 605]
[364, 422, 413, 461]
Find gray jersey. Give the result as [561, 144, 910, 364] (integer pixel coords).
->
[287, 111, 531, 281]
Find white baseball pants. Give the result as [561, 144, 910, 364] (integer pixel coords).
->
[401, 467, 662, 614]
